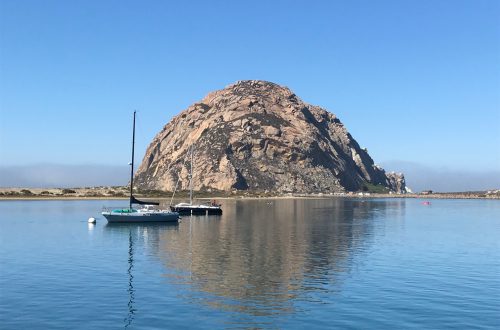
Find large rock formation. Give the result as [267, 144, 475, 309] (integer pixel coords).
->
[135, 80, 405, 193]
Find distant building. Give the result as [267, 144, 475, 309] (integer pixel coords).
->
[421, 190, 433, 195]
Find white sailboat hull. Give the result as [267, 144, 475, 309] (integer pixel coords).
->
[102, 210, 179, 223]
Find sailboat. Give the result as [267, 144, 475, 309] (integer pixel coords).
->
[170, 146, 223, 215]
[102, 111, 180, 223]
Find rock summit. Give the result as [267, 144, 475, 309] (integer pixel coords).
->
[135, 80, 405, 193]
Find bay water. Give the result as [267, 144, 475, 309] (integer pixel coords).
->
[1, 198, 498, 329]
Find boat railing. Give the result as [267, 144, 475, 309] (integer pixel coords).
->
[102, 206, 135, 212]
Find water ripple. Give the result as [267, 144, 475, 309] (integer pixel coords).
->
[0, 199, 499, 329]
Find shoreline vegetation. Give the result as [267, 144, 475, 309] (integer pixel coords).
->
[0, 187, 499, 201]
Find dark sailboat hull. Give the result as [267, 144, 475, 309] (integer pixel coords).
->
[170, 205, 222, 215]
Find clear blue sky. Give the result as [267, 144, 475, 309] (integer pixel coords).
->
[1, 1, 499, 189]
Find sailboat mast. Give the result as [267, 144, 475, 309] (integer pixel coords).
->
[129, 110, 136, 210]
[189, 145, 193, 205]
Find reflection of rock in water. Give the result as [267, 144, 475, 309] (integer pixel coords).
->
[156, 199, 405, 316]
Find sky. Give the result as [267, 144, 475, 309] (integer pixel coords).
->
[1, 0, 499, 191]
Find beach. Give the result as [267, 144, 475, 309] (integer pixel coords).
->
[1, 187, 498, 200]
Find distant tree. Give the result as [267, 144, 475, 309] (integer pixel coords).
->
[21, 189, 33, 195]
[62, 189, 76, 194]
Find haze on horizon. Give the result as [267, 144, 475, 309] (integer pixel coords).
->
[1, 1, 498, 192]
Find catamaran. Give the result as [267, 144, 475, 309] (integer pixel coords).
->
[170, 146, 223, 215]
[102, 111, 179, 223]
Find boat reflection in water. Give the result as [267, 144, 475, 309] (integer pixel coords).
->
[103, 223, 179, 328]
[103, 198, 405, 325]
[124, 230, 135, 328]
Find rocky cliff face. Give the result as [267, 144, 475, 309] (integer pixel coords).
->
[135, 80, 405, 193]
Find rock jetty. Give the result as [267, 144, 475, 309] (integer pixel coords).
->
[135, 80, 406, 194]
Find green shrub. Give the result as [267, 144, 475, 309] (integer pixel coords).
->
[62, 189, 76, 194]
[361, 183, 389, 193]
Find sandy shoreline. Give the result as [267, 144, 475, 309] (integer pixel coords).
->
[0, 187, 498, 201]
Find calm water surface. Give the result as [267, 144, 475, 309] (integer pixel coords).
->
[0, 198, 499, 329]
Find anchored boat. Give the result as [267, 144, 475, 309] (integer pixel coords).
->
[170, 146, 223, 216]
[102, 111, 179, 223]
